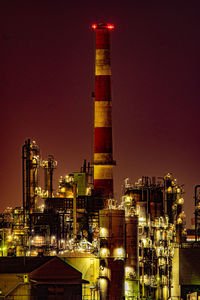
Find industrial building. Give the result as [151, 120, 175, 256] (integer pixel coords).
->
[0, 23, 200, 299]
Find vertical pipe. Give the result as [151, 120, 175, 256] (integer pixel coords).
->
[26, 139, 31, 212]
[73, 183, 77, 244]
[44, 155, 55, 198]
[92, 23, 115, 201]
[195, 185, 200, 241]
[22, 144, 25, 212]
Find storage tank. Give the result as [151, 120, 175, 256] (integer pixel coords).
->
[125, 215, 139, 299]
[99, 209, 125, 300]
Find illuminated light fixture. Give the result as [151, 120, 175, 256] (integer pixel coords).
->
[156, 276, 160, 282]
[113, 247, 125, 259]
[167, 187, 172, 193]
[142, 238, 150, 248]
[60, 187, 65, 193]
[139, 217, 145, 223]
[125, 266, 134, 277]
[177, 217, 182, 224]
[178, 197, 184, 204]
[107, 24, 114, 30]
[7, 235, 12, 241]
[100, 227, 108, 238]
[125, 196, 132, 204]
[100, 248, 110, 257]
[92, 23, 114, 30]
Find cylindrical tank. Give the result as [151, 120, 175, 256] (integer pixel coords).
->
[125, 215, 139, 299]
[43, 155, 56, 198]
[149, 188, 164, 220]
[99, 209, 125, 299]
[125, 215, 138, 274]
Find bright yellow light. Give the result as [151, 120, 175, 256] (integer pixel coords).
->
[167, 187, 172, 193]
[163, 285, 168, 299]
[100, 227, 108, 238]
[86, 187, 91, 195]
[142, 238, 150, 248]
[178, 197, 184, 204]
[156, 276, 160, 281]
[113, 247, 125, 259]
[125, 196, 132, 204]
[177, 217, 182, 224]
[125, 266, 134, 277]
[32, 251, 38, 256]
[7, 235, 12, 241]
[139, 217, 145, 223]
[100, 248, 110, 257]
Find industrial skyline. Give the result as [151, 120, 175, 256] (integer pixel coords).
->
[1, 6, 200, 298]
[1, 1, 200, 226]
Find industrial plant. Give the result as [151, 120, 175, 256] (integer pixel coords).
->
[0, 23, 200, 300]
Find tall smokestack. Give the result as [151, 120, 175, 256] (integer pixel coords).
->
[92, 23, 115, 200]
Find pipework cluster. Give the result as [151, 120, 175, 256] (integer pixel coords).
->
[121, 174, 186, 299]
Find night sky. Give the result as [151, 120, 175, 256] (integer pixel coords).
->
[1, 1, 200, 226]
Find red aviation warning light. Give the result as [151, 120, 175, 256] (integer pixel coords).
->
[107, 24, 114, 30]
[92, 23, 114, 30]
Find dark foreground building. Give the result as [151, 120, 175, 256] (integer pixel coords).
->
[0, 256, 88, 299]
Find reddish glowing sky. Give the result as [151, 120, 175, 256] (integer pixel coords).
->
[1, 1, 200, 226]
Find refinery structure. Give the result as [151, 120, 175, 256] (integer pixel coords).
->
[0, 23, 200, 300]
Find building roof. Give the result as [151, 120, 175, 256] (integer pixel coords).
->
[0, 256, 52, 273]
[0, 256, 89, 284]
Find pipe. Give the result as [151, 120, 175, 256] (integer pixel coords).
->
[73, 183, 77, 245]
[195, 185, 200, 241]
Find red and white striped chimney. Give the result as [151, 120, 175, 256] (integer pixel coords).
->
[92, 23, 115, 200]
